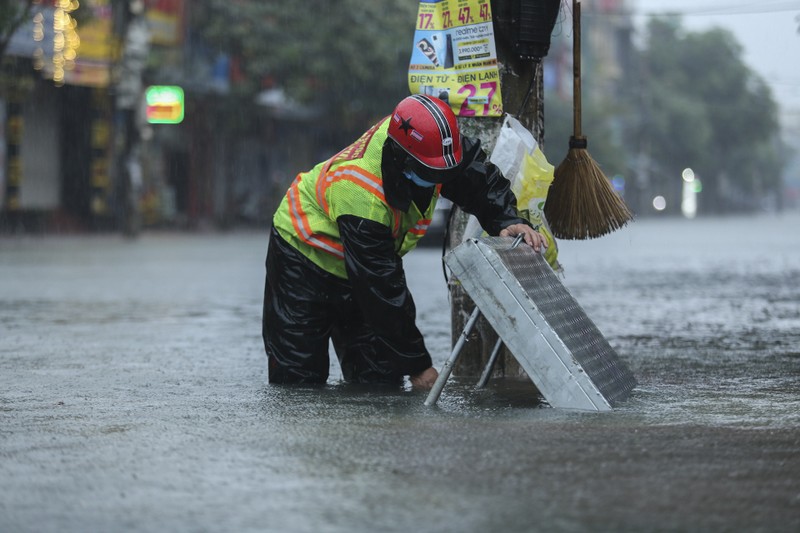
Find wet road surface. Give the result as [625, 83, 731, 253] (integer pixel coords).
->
[1, 214, 799, 532]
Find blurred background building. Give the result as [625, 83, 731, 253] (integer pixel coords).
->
[1, 0, 796, 233]
[0, 0, 320, 233]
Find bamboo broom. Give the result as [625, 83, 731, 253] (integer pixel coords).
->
[543, 0, 633, 240]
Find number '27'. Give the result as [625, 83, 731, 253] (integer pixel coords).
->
[458, 82, 497, 116]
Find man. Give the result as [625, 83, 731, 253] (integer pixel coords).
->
[263, 95, 546, 389]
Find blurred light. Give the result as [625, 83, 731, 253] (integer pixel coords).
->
[33, 48, 44, 70]
[611, 175, 625, 193]
[693, 179, 703, 193]
[33, 12, 44, 41]
[681, 168, 695, 182]
[46, 0, 78, 88]
[652, 196, 666, 211]
[681, 181, 697, 218]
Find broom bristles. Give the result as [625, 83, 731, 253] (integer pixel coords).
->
[543, 147, 634, 240]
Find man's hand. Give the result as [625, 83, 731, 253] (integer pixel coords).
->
[500, 224, 548, 253]
[410, 367, 439, 390]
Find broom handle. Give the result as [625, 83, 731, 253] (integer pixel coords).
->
[573, 0, 582, 138]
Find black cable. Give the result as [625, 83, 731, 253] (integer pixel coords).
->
[441, 205, 456, 284]
[516, 60, 540, 118]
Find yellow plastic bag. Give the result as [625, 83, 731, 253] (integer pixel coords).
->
[490, 115, 561, 272]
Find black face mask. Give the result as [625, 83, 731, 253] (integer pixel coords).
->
[382, 139, 436, 212]
[382, 140, 413, 212]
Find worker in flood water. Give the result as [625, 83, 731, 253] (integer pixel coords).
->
[263, 95, 546, 389]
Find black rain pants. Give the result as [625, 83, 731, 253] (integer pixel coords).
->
[262, 226, 403, 385]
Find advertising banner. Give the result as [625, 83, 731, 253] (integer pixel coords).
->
[408, 0, 503, 117]
[146, 0, 185, 46]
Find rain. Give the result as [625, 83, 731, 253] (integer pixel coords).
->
[1, 1, 799, 531]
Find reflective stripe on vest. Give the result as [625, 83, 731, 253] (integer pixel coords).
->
[409, 219, 432, 236]
[315, 165, 402, 239]
[287, 175, 345, 258]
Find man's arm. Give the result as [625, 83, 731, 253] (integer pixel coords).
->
[441, 136, 547, 251]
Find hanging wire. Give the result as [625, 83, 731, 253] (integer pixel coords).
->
[516, 59, 540, 119]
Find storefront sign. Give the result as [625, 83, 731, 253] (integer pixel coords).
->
[145, 86, 184, 124]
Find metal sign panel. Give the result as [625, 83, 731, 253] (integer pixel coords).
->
[445, 237, 636, 411]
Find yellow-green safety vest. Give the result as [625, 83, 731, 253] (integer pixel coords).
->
[273, 117, 441, 279]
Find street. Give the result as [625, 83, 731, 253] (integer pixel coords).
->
[1, 214, 799, 532]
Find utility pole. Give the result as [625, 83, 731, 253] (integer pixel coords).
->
[448, 0, 559, 377]
[111, 0, 149, 236]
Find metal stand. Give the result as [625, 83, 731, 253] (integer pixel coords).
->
[425, 235, 524, 407]
[475, 338, 504, 389]
[424, 316, 504, 405]
[424, 306, 481, 406]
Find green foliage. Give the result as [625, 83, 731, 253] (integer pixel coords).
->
[0, 0, 36, 98]
[192, 0, 418, 133]
[0, 0, 34, 61]
[637, 16, 784, 212]
[541, 92, 629, 181]
[543, 14, 785, 214]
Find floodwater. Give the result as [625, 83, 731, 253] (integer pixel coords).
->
[1, 214, 798, 532]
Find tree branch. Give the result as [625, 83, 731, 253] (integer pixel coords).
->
[0, 0, 36, 61]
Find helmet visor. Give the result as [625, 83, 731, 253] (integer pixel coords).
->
[404, 140, 466, 184]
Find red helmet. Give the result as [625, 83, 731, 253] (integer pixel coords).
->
[387, 95, 462, 171]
